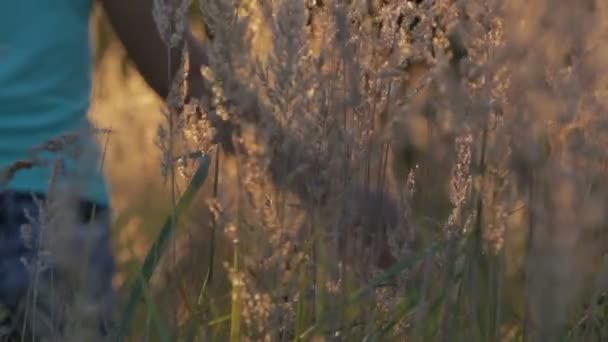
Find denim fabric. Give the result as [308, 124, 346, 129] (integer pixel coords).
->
[0, 191, 115, 340]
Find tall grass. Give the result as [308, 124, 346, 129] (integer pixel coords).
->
[5, 0, 608, 340]
[114, 0, 608, 340]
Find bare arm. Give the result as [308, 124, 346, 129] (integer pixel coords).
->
[100, 0, 209, 101]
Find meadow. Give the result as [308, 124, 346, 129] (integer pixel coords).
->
[9, 0, 608, 340]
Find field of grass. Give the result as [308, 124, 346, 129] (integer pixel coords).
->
[7, 0, 608, 341]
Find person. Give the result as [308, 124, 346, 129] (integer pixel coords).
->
[0, 0, 209, 339]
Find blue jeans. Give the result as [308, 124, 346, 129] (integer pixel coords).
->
[0, 191, 115, 340]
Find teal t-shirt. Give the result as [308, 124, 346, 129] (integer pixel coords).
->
[0, 1, 109, 206]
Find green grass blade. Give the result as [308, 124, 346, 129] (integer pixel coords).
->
[229, 241, 242, 342]
[115, 154, 211, 341]
[138, 270, 172, 342]
[315, 232, 328, 330]
[294, 262, 309, 342]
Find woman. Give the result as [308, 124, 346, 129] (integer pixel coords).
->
[0, 0, 208, 338]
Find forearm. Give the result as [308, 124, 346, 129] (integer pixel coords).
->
[101, 0, 208, 101]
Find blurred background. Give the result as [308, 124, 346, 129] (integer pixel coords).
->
[90, 4, 169, 288]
